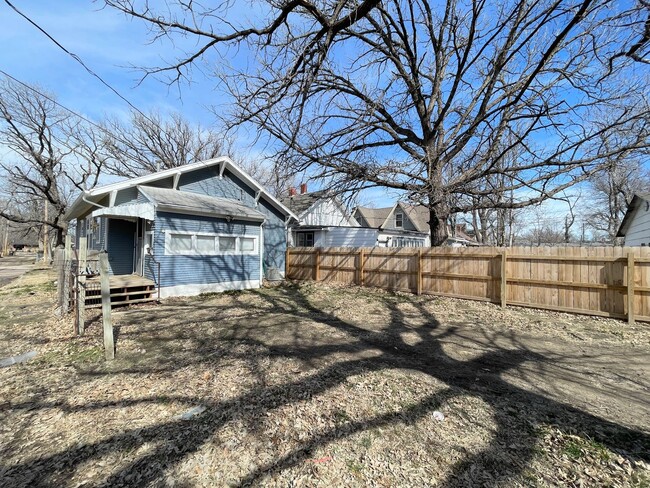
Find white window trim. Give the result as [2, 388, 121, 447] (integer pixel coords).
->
[164, 230, 258, 256]
[395, 212, 404, 228]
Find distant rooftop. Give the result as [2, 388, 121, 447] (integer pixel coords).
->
[355, 206, 393, 228]
[280, 190, 328, 216]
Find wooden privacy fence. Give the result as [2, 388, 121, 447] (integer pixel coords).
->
[285, 246, 650, 324]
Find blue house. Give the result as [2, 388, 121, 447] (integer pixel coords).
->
[65, 157, 298, 298]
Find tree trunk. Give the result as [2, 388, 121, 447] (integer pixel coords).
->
[429, 204, 449, 247]
[472, 209, 483, 244]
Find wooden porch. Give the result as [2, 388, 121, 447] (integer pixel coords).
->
[84, 274, 158, 309]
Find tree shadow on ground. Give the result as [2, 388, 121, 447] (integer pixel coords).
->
[0, 284, 648, 487]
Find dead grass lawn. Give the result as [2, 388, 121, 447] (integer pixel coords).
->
[0, 269, 649, 487]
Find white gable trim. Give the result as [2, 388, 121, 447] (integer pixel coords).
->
[65, 156, 299, 221]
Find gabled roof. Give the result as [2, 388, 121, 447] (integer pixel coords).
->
[280, 190, 328, 216]
[397, 203, 429, 233]
[355, 206, 393, 228]
[138, 186, 266, 221]
[616, 193, 650, 237]
[64, 156, 299, 221]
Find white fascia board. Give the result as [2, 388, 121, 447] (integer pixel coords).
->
[85, 158, 227, 197]
[66, 156, 300, 222]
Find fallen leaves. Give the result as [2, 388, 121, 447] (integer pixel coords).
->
[0, 274, 648, 487]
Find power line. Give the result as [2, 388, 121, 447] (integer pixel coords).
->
[3, 0, 150, 121]
[0, 69, 107, 133]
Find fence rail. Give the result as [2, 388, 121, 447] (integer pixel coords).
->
[285, 246, 650, 323]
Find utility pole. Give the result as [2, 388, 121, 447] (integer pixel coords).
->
[1, 219, 7, 257]
[43, 200, 49, 262]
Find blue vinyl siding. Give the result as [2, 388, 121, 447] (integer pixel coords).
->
[106, 219, 135, 275]
[136, 189, 150, 204]
[174, 167, 287, 275]
[114, 187, 139, 206]
[148, 211, 260, 288]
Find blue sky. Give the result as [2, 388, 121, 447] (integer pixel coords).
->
[1, 1, 220, 124]
[1, 0, 401, 204]
[0, 0, 594, 227]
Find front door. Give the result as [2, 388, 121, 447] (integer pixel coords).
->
[106, 219, 136, 275]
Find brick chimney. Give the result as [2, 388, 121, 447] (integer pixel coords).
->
[289, 187, 297, 196]
[300, 183, 307, 194]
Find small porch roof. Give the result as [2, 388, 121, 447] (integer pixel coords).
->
[138, 186, 266, 222]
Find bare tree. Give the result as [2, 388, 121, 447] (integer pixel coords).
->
[0, 79, 105, 246]
[102, 110, 227, 177]
[106, 0, 650, 245]
[584, 157, 650, 242]
[606, 1, 650, 71]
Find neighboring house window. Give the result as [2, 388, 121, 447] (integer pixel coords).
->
[296, 232, 315, 247]
[165, 232, 257, 255]
[395, 213, 403, 228]
[392, 237, 424, 248]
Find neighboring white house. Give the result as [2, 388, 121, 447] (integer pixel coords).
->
[281, 186, 378, 247]
[354, 203, 430, 247]
[354, 202, 478, 247]
[616, 193, 650, 246]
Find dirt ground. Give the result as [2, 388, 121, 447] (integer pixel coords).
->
[0, 261, 649, 487]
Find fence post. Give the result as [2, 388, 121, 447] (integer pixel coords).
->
[285, 248, 291, 279]
[76, 237, 87, 335]
[500, 249, 507, 308]
[55, 248, 64, 311]
[99, 253, 115, 360]
[627, 250, 635, 325]
[358, 248, 365, 286]
[61, 235, 71, 317]
[315, 248, 321, 281]
[416, 249, 423, 295]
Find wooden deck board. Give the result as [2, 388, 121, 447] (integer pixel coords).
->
[87, 274, 155, 288]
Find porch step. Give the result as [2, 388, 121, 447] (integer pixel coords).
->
[86, 297, 158, 309]
[82, 275, 158, 309]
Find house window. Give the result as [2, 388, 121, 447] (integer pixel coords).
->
[240, 237, 255, 252]
[196, 235, 216, 253]
[169, 234, 193, 253]
[165, 232, 257, 255]
[219, 236, 236, 252]
[296, 232, 315, 247]
[395, 213, 403, 228]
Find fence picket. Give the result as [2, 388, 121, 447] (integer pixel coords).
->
[286, 246, 648, 322]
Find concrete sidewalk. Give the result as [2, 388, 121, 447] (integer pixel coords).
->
[0, 254, 37, 288]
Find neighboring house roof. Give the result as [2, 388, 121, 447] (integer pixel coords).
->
[398, 203, 429, 233]
[616, 193, 650, 237]
[138, 186, 266, 222]
[280, 190, 328, 216]
[64, 156, 299, 221]
[282, 190, 358, 227]
[355, 206, 393, 228]
[356, 203, 430, 231]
